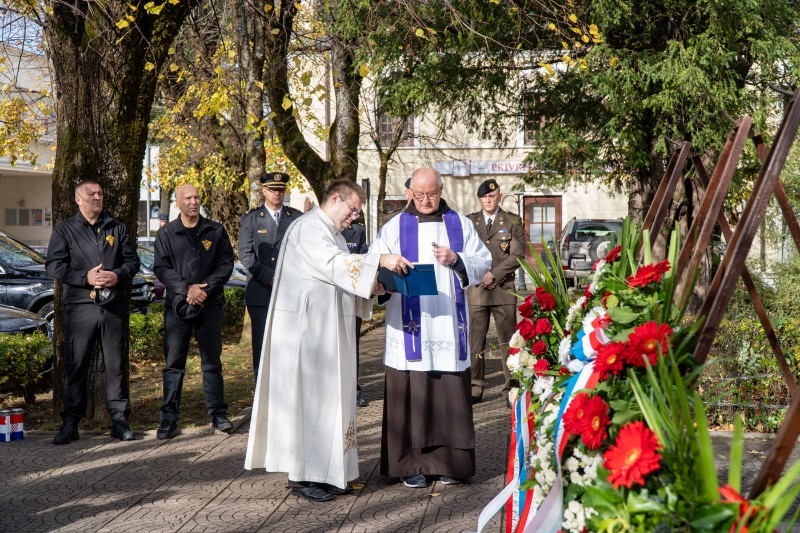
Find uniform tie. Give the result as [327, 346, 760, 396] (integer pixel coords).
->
[273, 211, 280, 225]
[486, 217, 493, 232]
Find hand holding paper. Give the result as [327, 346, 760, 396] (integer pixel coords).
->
[379, 254, 414, 275]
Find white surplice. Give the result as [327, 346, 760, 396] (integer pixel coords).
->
[373, 210, 492, 372]
[244, 206, 380, 489]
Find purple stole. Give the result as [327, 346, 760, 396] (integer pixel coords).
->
[399, 211, 468, 362]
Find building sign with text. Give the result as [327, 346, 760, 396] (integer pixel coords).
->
[434, 160, 533, 176]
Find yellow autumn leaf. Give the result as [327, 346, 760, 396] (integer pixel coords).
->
[561, 41, 569, 48]
[302, 98, 312, 107]
[264, 4, 272, 11]
[116, 19, 130, 29]
[581, 35, 589, 43]
[561, 55, 572, 63]
[168, 0, 178, 4]
[168, 47, 176, 55]
[568, 13, 578, 23]
[169, 63, 179, 72]
[144, 62, 155, 71]
[281, 95, 292, 110]
[358, 64, 369, 77]
[610, 57, 619, 67]
[415, 28, 425, 37]
[544, 63, 555, 75]
[548, 22, 556, 30]
[271, 28, 280, 34]
[45, 6, 53, 15]
[571, 27, 582, 34]
[589, 24, 599, 35]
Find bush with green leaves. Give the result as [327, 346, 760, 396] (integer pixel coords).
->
[129, 302, 164, 363]
[0, 331, 52, 403]
[223, 287, 245, 329]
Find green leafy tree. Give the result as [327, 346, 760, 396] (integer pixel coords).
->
[517, 0, 800, 218]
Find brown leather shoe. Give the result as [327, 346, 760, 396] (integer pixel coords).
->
[291, 483, 334, 502]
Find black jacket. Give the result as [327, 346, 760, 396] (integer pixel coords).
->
[238, 204, 302, 306]
[46, 212, 140, 305]
[154, 216, 234, 306]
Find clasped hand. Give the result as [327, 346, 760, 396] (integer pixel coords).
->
[87, 264, 119, 288]
[186, 283, 209, 306]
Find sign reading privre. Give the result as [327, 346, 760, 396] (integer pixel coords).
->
[434, 160, 534, 176]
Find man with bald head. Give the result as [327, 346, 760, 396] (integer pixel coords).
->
[373, 167, 492, 488]
[154, 184, 235, 440]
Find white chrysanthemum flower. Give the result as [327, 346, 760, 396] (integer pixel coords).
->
[558, 336, 573, 365]
[569, 471, 583, 485]
[564, 457, 579, 472]
[509, 330, 526, 349]
[506, 352, 521, 373]
[588, 280, 599, 294]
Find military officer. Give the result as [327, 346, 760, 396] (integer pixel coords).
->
[466, 179, 525, 406]
[154, 184, 235, 440]
[238, 171, 303, 378]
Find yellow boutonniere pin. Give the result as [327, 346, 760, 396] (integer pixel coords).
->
[105, 235, 115, 246]
[202, 239, 212, 251]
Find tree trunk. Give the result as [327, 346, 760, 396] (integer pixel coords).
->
[44, 0, 196, 424]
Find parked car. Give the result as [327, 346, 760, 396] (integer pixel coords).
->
[0, 231, 154, 330]
[0, 303, 50, 336]
[137, 245, 246, 298]
[555, 218, 623, 286]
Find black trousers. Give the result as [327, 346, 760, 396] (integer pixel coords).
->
[248, 304, 268, 378]
[161, 304, 227, 422]
[61, 302, 130, 422]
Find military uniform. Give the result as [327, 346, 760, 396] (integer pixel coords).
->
[154, 215, 234, 425]
[465, 182, 525, 402]
[238, 172, 302, 376]
[46, 211, 140, 428]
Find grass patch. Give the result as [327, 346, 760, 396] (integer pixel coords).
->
[0, 333, 255, 432]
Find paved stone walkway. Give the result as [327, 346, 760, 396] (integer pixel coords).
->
[1, 322, 799, 532]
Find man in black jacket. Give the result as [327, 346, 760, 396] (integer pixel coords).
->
[46, 180, 140, 444]
[238, 172, 302, 378]
[154, 184, 234, 440]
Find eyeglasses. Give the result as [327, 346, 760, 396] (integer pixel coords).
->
[411, 189, 441, 201]
[341, 197, 360, 217]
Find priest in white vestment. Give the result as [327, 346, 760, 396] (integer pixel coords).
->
[245, 179, 412, 503]
[372, 167, 492, 489]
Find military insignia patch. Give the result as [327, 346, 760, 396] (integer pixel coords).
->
[500, 242, 510, 252]
[89, 290, 96, 300]
[202, 239, 212, 251]
[105, 235, 115, 246]
[489, 183, 496, 191]
[257, 229, 268, 234]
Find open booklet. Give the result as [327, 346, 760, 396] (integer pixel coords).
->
[377, 263, 438, 296]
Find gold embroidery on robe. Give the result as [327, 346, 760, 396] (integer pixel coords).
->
[343, 420, 357, 453]
[344, 255, 363, 290]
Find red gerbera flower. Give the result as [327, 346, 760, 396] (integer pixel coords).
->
[530, 340, 547, 355]
[625, 322, 673, 367]
[719, 484, 761, 533]
[559, 366, 571, 376]
[518, 300, 534, 318]
[627, 260, 671, 288]
[509, 347, 520, 355]
[533, 358, 550, 376]
[604, 245, 622, 263]
[603, 421, 662, 489]
[515, 318, 536, 340]
[580, 396, 610, 450]
[535, 318, 552, 335]
[594, 342, 626, 381]
[535, 287, 556, 311]
[562, 392, 590, 434]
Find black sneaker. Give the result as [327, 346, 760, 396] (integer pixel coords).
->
[357, 390, 369, 407]
[156, 419, 178, 440]
[211, 415, 233, 433]
[438, 475, 460, 485]
[52, 420, 79, 445]
[110, 419, 135, 441]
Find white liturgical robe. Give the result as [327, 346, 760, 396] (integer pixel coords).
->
[373, 209, 492, 372]
[244, 206, 380, 489]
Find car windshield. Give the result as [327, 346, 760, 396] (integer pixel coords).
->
[573, 222, 622, 242]
[138, 246, 155, 270]
[0, 234, 45, 267]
